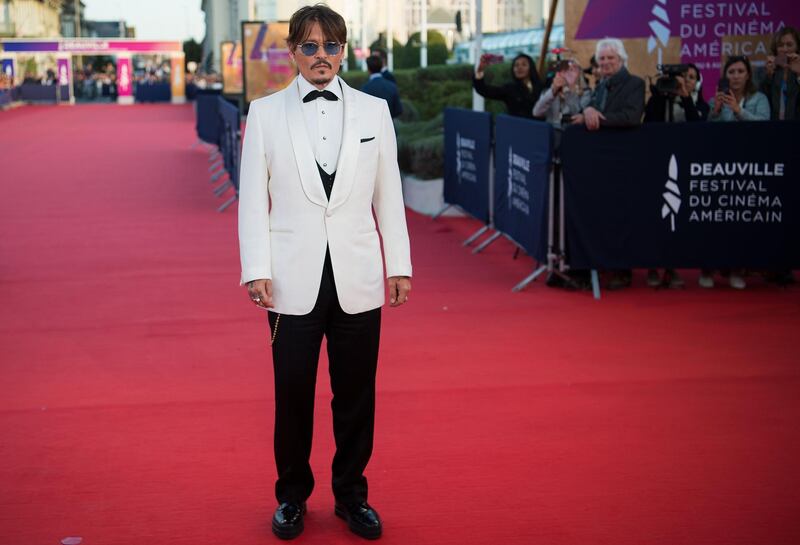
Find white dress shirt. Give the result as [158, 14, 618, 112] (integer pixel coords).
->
[297, 74, 344, 175]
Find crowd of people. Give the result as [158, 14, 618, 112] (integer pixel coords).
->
[472, 27, 800, 291]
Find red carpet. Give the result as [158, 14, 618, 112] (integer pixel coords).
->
[1, 104, 799, 545]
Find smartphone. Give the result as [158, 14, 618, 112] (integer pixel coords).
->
[717, 77, 730, 93]
[775, 54, 788, 68]
[482, 53, 504, 65]
[555, 59, 571, 72]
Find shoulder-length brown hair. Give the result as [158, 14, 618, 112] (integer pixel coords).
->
[722, 56, 756, 97]
[287, 4, 347, 49]
[769, 26, 800, 56]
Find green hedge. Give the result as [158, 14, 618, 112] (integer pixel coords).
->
[340, 61, 516, 179]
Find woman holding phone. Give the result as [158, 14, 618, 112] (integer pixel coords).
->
[703, 56, 769, 289]
[708, 56, 770, 122]
[473, 53, 543, 118]
[760, 26, 800, 121]
[533, 59, 591, 127]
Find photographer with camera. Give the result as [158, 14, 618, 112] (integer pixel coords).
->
[760, 26, 800, 121]
[533, 58, 591, 128]
[709, 56, 769, 123]
[644, 63, 709, 123]
[473, 52, 543, 119]
[642, 63, 709, 289]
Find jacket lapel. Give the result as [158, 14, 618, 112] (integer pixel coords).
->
[327, 78, 359, 213]
[285, 77, 328, 208]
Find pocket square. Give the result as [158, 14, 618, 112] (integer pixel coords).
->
[360, 137, 375, 143]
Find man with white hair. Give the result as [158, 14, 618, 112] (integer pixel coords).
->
[573, 38, 644, 131]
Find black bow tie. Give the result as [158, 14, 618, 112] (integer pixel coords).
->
[303, 90, 339, 103]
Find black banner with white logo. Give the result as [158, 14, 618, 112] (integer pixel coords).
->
[561, 122, 800, 269]
[443, 108, 493, 223]
[494, 115, 551, 262]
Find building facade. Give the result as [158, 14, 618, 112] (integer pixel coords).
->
[2, 0, 64, 38]
[200, 0, 565, 72]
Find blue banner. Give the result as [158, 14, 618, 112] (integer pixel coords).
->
[494, 115, 552, 261]
[217, 97, 241, 190]
[561, 122, 800, 269]
[1, 59, 14, 79]
[195, 90, 221, 145]
[444, 107, 492, 223]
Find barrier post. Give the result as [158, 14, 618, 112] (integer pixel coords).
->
[56, 55, 74, 104]
[117, 54, 133, 105]
[171, 53, 186, 104]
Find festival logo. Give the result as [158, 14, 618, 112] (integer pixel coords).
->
[661, 154, 681, 232]
[648, 0, 671, 65]
[455, 132, 477, 184]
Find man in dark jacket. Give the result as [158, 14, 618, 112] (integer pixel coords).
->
[473, 52, 543, 118]
[361, 55, 403, 118]
[371, 48, 396, 83]
[573, 38, 644, 130]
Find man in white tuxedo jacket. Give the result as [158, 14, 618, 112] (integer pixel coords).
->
[237, 5, 411, 540]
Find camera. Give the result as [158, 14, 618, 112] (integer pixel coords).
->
[481, 53, 504, 66]
[654, 63, 690, 95]
[717, 77, 730, 93]
[560, 113, 574, 126]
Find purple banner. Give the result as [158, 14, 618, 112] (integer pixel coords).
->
[575, 1, 799, 91]
[1, 59, 13, 79]
[56, 58, 70, 87]
[0, 39, 181, 53]
[117, 57, 132, 97]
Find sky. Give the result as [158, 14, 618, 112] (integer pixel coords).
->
[82, 0, 206, 43]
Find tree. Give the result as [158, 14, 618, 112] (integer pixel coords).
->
[183, 39, 203, 70]
[398, 30, 449, 68]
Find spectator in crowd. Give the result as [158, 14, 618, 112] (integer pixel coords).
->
[583, 55, 600, 89]
[643, 63, 708, 289]
[703, 55, 770, 290]
[370, 48, 395, 83]
[533, 59, 591, 128]
[644, 63, 709, 123]
[473, 52, 543, 118]
[760, 26, 800, 120]
[361, 55, 403, 118]
[572, 38, 644, 290]
[573, 38, 645, 131]
[709, 55, 770, 122]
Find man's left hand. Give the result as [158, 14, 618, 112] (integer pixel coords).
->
[387, 276, 411, 307]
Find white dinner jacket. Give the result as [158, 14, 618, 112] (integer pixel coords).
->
[238, 76, 412, 315]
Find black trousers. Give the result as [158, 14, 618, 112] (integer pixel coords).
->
[268, 250, 381, 504]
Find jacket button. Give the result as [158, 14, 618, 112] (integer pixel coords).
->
[326, 210, 333, 217]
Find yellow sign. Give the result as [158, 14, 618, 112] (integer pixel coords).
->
[242, 21, 295, 103]
[221, 41, 243, 94]
[171, 53, 185, 103]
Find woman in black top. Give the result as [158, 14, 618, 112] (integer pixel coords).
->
[473, 53, 543, 118]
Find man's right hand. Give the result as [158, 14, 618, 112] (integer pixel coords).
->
[247, 279, 274, 309]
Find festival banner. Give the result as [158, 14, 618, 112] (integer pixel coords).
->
[242, 21, 294, 103]
[493, 116, 552, 262]
[443, 108, 493, 223]
[0, 39, 181, 54]
[2, 58, 14, 80]
[561, 122, 799, 269]
[117, 55, 133, 104]
[171, 53, 185, 103]
[221, 41, 243, 95]
[565, 0, 799, 92]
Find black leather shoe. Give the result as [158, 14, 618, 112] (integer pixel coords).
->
[334, 501, 382, 539]
[271, 502, 306, 540]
